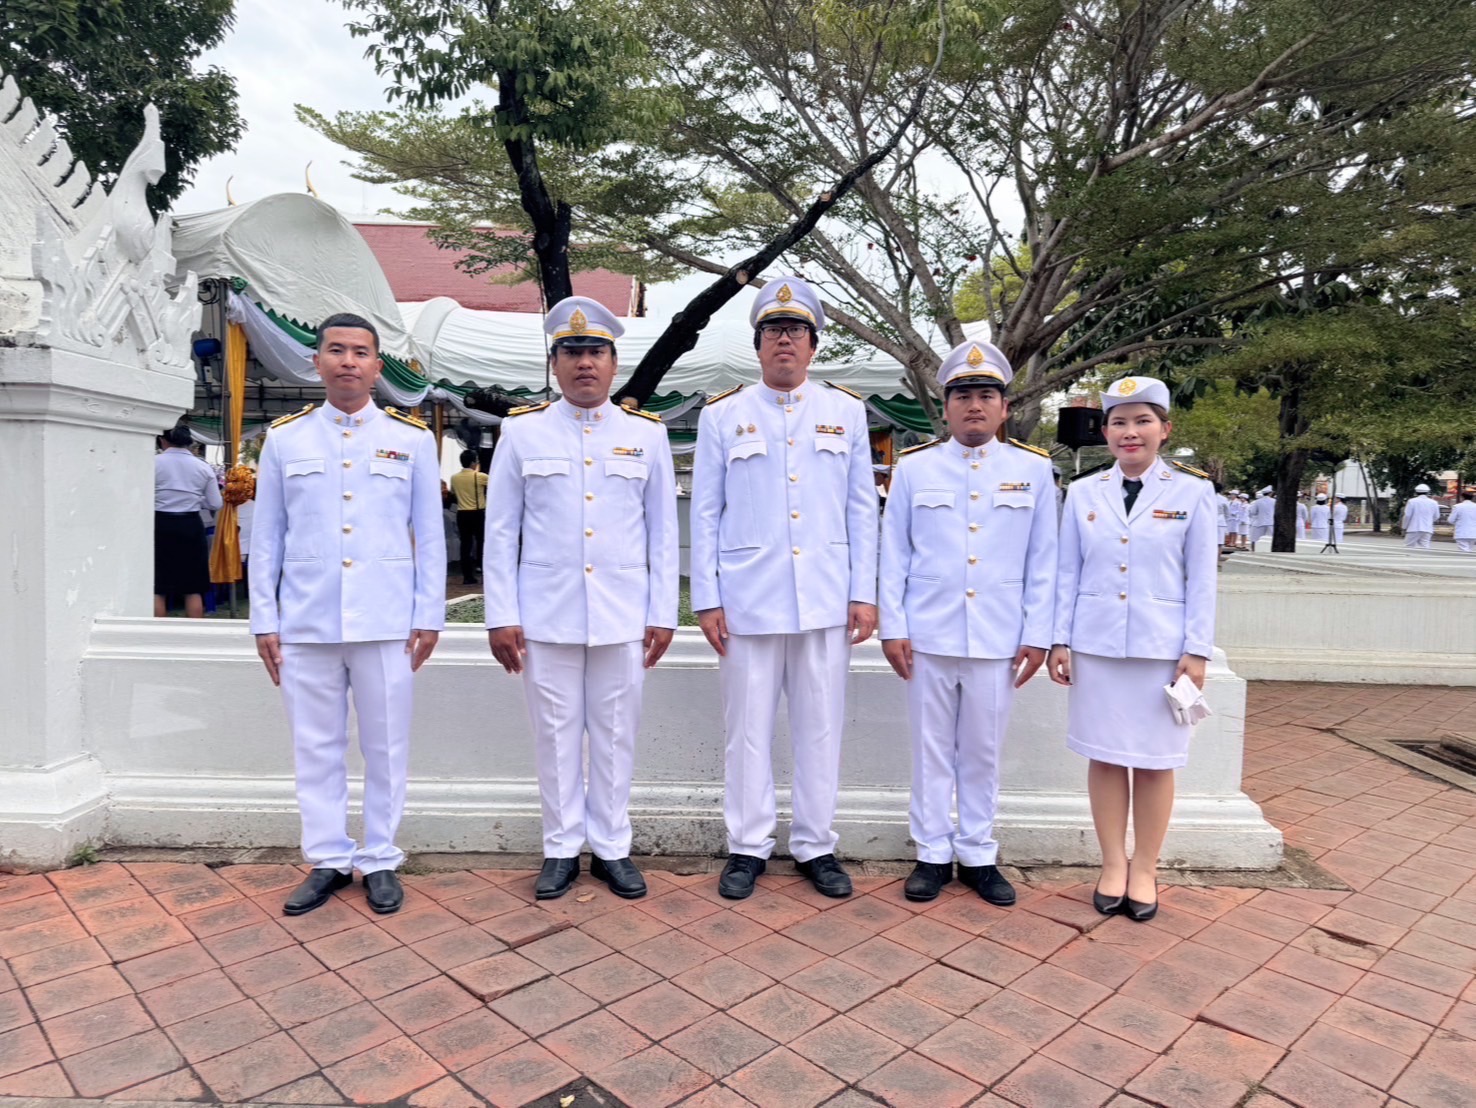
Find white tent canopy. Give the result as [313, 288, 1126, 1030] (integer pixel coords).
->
[172, 194, 423, 365]
[404, 297, 991, 396]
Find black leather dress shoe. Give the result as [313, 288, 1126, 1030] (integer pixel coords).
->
[796, 854, 853, 898]
[1093, 887, 1126, 915]
[283, 868, 352, 916]
[718, 854, 766, 899]
[535, 857, 580, 900]
[363, 870, 404, 914]
[590, 856, 647, 899]
[904, 861, 953, 902]
[958, 863, 1016, 906]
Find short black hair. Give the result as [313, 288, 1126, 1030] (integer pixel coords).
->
[317, 313, 380, 352]
[460, 449, 476, 467]
[162, 426, 193, 448]
[1464, 491, 1473, 501]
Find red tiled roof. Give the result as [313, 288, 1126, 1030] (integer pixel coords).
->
[352, 222, 639, 314]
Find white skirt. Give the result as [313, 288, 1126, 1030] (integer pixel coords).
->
[1067, 653, 1191, 770]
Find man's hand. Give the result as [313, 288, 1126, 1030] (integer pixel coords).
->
[407, 630, 440, 672]
[1174, 653, 1208, 690]
[848, 602, 878, 646]
[1012, 646, 1047, 688]
[489, 626, 527, 674]
[1047, 645, 1073, 686]
[697, 607, 728, 657]
[882, 638, 913, 680]
[644, 626, 674, 669]
[255, 633, 283, 686]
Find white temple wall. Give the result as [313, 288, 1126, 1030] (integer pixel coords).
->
[82, 620, 1282, 870]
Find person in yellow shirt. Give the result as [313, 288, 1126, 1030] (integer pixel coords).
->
[449, 449, 489, 585]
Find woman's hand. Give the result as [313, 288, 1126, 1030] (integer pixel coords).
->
[1047, 645, 1072, 686]
[1174, 653, 1207, 690]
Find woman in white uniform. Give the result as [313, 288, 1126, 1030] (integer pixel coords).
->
[1047, 377, 1218, 922]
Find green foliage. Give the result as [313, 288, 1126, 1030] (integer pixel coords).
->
[0, 0, 243, 212]
[66, 841, 100, 867]
[1164, 384, 1282, 486]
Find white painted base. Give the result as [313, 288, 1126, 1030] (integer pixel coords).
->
[0, 757, 110, 868]
[67, 619, 1283, 871]
[1218, 577, 1476, 685]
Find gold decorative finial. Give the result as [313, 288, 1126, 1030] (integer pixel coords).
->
[569, 308, 588, 334]
[226, 176, 237, 206]
[776, 283, 793, 303]
[966, 345, 985, 367]
[305, 162, 320, 198]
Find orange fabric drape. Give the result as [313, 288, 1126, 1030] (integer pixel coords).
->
[209, 322, 248, 584]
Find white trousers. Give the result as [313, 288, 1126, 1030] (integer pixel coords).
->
[721, 627, 849, 862]
[1310, 525, 1329, 542]
[1250, 525, 1272, 546]
[1456, 538, 1474, 553]
[522, 639, 644, 859]
[279, 640, 412, 874]
[907, 653, 1014, 866]
[1333, 522, 1345, 543]
[1405, 531, 1433, 549]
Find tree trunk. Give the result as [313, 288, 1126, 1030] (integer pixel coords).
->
[499, 74, 574, 307]
[1271, 371, 1310, 552]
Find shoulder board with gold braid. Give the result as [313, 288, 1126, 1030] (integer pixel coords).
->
[1009, 438, 1051, 458]
[703, 384, 743, 406]
[1170, 459, 1210, 479]
[506, 401, 552, 417]
[386, 406, 429, 430]
[897, 439, 941, 457]
[824, 380, 863, 400]
[269, 404, 314, 429]
[625, 407, 663, 423]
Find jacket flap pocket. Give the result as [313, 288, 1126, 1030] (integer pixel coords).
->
[914, 489, 955, 509]
[605, 459, 649, 480]
[369, 459, 408, 478]
[522, 458, 571, 478]
[728, 440, 767, 462]
[284, 459, 325, 477]
[993, 491, 1033, 509]
[814, 437, 848, 454]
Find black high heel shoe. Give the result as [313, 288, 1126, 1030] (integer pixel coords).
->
[1093, 887, 1126, 915]
[1124, 880, 1159, 922]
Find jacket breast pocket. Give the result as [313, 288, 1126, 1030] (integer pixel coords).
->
[728, 440, 767, 463]
[913, 490, 955, 510]
[523, 458, 571, 478]
[369, 460, 409, 480]
[814, 437, 848, 455]
[605, 460, 649, 481]
[993, 491, 1033, 509]
[284, 459, 324, 478]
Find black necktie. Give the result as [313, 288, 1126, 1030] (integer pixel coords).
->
[1123, 478, 1143, 515]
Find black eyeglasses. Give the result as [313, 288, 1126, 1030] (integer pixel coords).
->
[759, 323, 811, 341]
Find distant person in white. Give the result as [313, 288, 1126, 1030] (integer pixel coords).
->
[1332, 497, 1348, 543]
[1249, 487, 1275, 549]
[1402, 484, 1440, 549]
[1451, 492, 1476, 552]
[1309, 493, 1331, 543]
[154, 426, 223, 618]
[1296, 495, 1309, 539]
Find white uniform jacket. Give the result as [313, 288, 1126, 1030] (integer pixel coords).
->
[483, 399, 678, 645]
[690, 381, 878, 634]
[1450, 501, 1476, 540]
[1310, 504, 1331, 529]
[1403, 496, 1440, 532]
[1250, 497, 1275, 526]
[1053, 459, 1218, 661]
[879, 439, 1056, 657]
[249, 403, 446, 642]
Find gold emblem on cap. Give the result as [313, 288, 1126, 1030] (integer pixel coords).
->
[966, 345, 985, 368]
[569, 308, 588, 334]
[776, 284, 793, 304]
[1118, 379, 1137, 395]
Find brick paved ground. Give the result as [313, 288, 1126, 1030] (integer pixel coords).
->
[2, 682, 1474, 1107]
